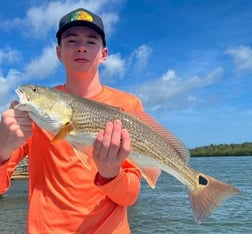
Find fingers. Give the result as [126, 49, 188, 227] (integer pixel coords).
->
[8, 123, 31, 138]
[9, 101, 30, 119]
[118, 128, 131, 158]
[102, 121, 115, 157]
[93, 121, 118, 162]
[93, 129, 104, 158]
[105, 120, 122, 160]
[93, 119, 130, 162]
[2, 109, 31, 128]
[0, 102, 33, 159]
[1, 101, 32, 137]
[93, 119, 131, 179]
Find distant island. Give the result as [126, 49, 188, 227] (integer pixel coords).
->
[189, 142, 252, 157]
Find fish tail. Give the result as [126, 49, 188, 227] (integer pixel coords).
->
[188, 172, 241, 224]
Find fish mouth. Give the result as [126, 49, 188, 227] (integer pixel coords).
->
[15, 88, 29, 104]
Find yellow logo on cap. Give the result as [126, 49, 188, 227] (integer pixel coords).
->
[70, 10, 93, 22]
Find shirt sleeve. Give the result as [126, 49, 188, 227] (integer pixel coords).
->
[0, 159, 11, 194]
[94, 159, 142, 207]
[130, 97, 144, 111]
[0, 141, 29, 194]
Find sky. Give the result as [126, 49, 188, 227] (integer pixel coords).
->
[0, 0, 252, 148]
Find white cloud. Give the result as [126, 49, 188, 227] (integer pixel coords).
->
[133, 45, 152, 71]
[0, 48, 21, 65]
[1, 0, 120, 39]
[128, 44, 152, 73]
[226, 45, 252, 72]
[99, 12, 119, 37]
[24, 44, 59, 80]
[137, 67, 223, 110]
[100, 44, 152, 82]
[101, 53, 125, 82]
[0, 43, 60, 113]
[0, 69, 22, 111]
[161, 70, 176, 81]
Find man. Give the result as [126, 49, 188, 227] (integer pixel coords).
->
[0, 8, 143, 233]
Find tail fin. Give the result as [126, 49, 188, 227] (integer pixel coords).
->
[188, 173, 241, 224]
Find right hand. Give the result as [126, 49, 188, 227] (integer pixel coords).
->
[93, 119, 131, 179]
[0, 101, 33, 163]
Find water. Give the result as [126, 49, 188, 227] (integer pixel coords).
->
[0, 156, 251, 233]
[129, 156, 252, 233]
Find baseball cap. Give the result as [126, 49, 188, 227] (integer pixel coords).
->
[56, 8, 106, 46]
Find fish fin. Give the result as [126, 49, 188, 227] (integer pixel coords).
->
[51, 122, 73, 144]
[128, 111, 190, 163]
[72, 144, 92, 171]
[188, 172, 241, 224]
[140, 167, 162, 189]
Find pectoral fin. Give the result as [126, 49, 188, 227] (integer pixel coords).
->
[51, 122, 73, 144]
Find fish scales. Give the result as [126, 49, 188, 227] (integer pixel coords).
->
[71, 96, 189, 180]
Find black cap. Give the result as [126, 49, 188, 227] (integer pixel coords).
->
[56, 8, 106, 46]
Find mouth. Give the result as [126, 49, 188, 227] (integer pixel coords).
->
[74, 58, 89, 63]
[15, 88, 29, 104]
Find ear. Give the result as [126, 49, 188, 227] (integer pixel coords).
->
[56, 45, 62, 62]
[100, 47, 108, 64]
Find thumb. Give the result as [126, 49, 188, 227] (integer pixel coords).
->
[9, 101, 19, 109]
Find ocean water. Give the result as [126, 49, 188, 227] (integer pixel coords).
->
[0, 156, 251, 234]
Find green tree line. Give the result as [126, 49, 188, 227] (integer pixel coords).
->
[189, 142, 252, 157]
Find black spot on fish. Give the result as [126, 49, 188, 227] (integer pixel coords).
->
[198, 175, 208, 185]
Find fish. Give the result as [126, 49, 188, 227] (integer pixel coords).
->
[14, 84, 240, 224]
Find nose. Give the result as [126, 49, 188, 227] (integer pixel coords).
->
[77, 45, 87, 53]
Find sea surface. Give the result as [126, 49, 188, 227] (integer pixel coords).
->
[0, 156, 251, 234]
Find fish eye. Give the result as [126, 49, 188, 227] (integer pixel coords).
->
[32, 87, 38, 92]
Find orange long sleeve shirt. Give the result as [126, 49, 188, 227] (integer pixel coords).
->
[0, 85, 143, 234]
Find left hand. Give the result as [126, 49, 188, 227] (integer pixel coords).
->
[93, 119, 131, 179]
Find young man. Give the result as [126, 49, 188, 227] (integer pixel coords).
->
[0, 8, 143, 233]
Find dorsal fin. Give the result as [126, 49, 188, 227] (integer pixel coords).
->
[128, 111, 190, 163]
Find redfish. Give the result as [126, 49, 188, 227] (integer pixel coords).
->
[15, 84, 240, 224]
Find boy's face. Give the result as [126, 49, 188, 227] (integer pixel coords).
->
[56, 26, 108, 74]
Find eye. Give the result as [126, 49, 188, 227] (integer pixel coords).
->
[68, 40, 76, 43]
[32, 87, 38, 92]
[88, 40, 96, 45]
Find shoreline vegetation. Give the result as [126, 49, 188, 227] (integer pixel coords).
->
[190, 142, 252, 157]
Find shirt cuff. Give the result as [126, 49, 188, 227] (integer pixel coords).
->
[94, 173, 116, 186]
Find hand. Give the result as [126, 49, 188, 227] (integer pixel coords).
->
[93, 119, 131, 179]
[0, 101, 33, 163]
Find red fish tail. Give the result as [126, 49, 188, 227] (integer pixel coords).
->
[188, 173, 241, 224]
